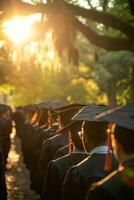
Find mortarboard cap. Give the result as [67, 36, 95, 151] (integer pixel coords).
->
[118, 102, 134, 113]
[0, 104, 9, 113]
[72, 105, 112, 170]
[72, 105, 109, 122]
[54, 103, 86, 111]
[48, 102, 67, 110]
[95, 102, 134, 170]
[57, 105, 109, 134]
[37, 102, 66, 110]
[96, 102, 134, 131]
[57, 106, 85, 154]
[23, 104, 35, 112]
[58, 106, 84, 126]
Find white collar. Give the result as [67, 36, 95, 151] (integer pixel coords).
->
[90, 145, 112, 155]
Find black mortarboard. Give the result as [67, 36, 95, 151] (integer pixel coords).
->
[23, 104, 35, 112]
[0, 104, 8, 113]
[57, 105, 109, 134]
[54, 103, 86, 111]
[37, 102, 66, 110]
[72, 105, 112, 170]
[118, 102, 134, 113]
[95, 102, 134, 170]
[57, 106, 85, 154]
[96, 102, 134, 131]
[72, 105, 109, 122]
[47, 102, 67, 110]
[37, 102, 67, 124]
[58, 106, 84, 126]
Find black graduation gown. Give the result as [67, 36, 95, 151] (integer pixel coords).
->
[41, 152, 89, 200]
[12, 110, 25, 138]
[0, 117, 12, 163]
[21, 122, 38, 168]
[62, 153, 118, 200]
[0, 129, 7, 200]
[86, 159, 134, 200]
[30, 126, 57, 191]
[35, 132, 68, 194]
[54, 144, 74, 159]
[0, 151, 7, 200]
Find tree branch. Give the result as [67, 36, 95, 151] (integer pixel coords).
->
[1, 0, 134, 52]
[1, 0, 134, 39]
[64, 2, 134, 38]
[86, 0, 93, 9]
[69, 17, 134, 51]
[102, 0, 108, 12]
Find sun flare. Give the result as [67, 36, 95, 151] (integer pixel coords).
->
[47, 50, 55, 59]
[2, 14, 42, 45]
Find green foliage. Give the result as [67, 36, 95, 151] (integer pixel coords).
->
[11, 63, 89, 106]
[83, 50, 134, 105]
[0, 47, 14, 84]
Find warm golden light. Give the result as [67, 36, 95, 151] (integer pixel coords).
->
[2, 16, 32, 44]
[0, 40, 5, 47]
[24, 42, 38, 54]
[2, 13, 43, 45]
[47, 50, 55, 59]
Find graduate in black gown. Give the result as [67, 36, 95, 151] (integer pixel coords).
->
[41, 121, 89, 200]
[0, 104, 12, 200]
[35, 105, 84, 194]
[62, 105, 118, 200]
[86, 102, 134, 200]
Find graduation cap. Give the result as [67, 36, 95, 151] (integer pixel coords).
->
[72, 105, 109, 122]
[95, 102, 134, 170]
[56, 105, 110, 155]
[56, 106, 86, 154]
[71, 104, 113, 170]
[37, 102, 66, 110]
[36, 102, 66, 127]
[0, 104, 9, 115]
[57, 105, 109, 133]
[23, 104, 35, 112]
[119, 102, 134, 113]
[58, 105, 85, 128]
[54, 103, 86, 111]
[0, 104, 7, 110]
[96, 102, 134, 131]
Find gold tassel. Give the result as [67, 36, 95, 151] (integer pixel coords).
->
[57, 114, 64, 131]
[104, 124, 112, 171]
[48, 110, 52, 128]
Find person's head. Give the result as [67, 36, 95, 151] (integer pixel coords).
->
[58, 107, 82, 128]
[38, 109, 48, 126]
[0, 104, 7, 118]
[82, 121, 108, 152]
[111, 125, 134, 163]
[95, 102, 134, 163]
[70, 121, 84, 151]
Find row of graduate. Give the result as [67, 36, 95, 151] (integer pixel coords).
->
[0, 104, 12, 199]
[12, 102, 134, 200]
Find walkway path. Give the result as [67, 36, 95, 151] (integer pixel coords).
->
[6, 128, 40, 200]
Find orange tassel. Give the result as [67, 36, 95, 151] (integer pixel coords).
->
[57, 114, 64, 131]
[104, 126, 112, 171]
[48, 110, 52, 128]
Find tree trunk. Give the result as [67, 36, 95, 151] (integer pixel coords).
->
[107, 82, 116, 106]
